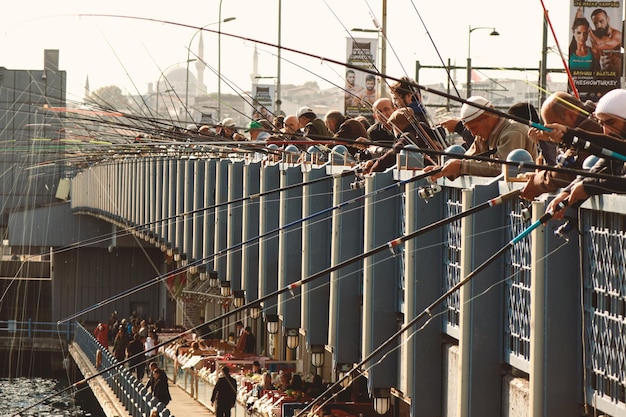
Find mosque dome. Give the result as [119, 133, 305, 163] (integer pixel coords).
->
[157, 66, 200, 97]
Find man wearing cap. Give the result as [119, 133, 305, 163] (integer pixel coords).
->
[296, 106, 332, 140]
[520, 91, 602, 200]
[217, 117, 240, 141]
[245, 120, 266, 141]
[425, 95, 536, 180]
[540, 88, 626, 219]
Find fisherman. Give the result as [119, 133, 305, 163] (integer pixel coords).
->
[538, 88, 626, 219]
[296, 107, 332, 140]
[425, 96, 536, 180]
[520, 91, 602, 201]
[367, 97, 396, 144]
[324, 110, 368, 157]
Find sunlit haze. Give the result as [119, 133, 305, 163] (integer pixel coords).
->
[0, 0, 570, 104]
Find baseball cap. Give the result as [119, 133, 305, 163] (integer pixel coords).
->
[596, 89, 626, 120]
[220, 117, 236, 128]
[460, 96, 491, 123]
[245, 120, 263, 132]
[296, 106, 315, 118]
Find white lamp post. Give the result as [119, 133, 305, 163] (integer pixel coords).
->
[466, 26, 499, 98]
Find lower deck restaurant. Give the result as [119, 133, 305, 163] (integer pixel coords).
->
[159, 331, 407, 417]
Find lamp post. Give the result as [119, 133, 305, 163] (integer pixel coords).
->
[466, 25, 499, 98]
[185, 17, 236, 120]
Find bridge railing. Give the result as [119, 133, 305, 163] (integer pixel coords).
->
[0, 319, 73, 340]
[74, 323, 173, 417]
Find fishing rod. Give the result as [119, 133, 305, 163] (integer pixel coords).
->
[294, 195, 568, 417]
[58, 166, 442, 323]
[14, 184, 519, 416]
[539, 0, 579, 99]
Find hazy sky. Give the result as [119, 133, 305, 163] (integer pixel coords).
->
[0, 0, 572, 103]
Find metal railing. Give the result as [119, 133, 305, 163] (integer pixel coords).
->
[0, 319, 73, 340]
[74, 323, 173, 417]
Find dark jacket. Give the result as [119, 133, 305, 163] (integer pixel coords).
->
[148, 370, 171, 405]
[211, 374, 238, 408]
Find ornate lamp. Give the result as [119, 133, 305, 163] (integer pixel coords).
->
[209, 271, 219, 288]
[285, 328, 299, 349]
[373, 388, 391, 415]
[233, 290, 245, 308]
[266, 314, 279, 335]
[249, 302, 261, 319]
[337, 363, 353, 388]
[311, 344, 325, 368]
[220, 280, 231, 297]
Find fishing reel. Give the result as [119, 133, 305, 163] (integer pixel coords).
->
[519, 202, 532, 222]
[553, 216, 579, 243]
[350, 167, 366, 190]
[417, 177, 442, 202]
[417, 183, 442, 202]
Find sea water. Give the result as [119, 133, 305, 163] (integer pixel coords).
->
[0, 377, 105, 417]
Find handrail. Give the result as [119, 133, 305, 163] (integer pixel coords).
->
[0, 319, 74, 340]
[74, 323, 172, 417]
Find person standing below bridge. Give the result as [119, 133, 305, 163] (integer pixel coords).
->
[147, 362, 172, 406]
[211, 366, 238, 417]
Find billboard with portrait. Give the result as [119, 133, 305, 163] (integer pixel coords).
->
[569, 1, 624, 101]
[345, 37, 379, 122]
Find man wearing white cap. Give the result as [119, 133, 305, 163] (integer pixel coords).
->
[296, 106, 332, 140]
[541, 88, 626, 219]
[425, 95, 536, 180]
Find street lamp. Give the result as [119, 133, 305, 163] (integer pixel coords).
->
[185, 16, 236, 119]
[466, 25, 499, 98]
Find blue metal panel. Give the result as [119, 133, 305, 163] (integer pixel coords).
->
[227, 161, 244, 291]
[330, 174, 363, 365]
[462, 182, 505, 417]
[242, 162, 261, 302]
[154, 158, 163, 241]
[167, 158, 177, 248]
[203, 159, 217, 271]
[302, 166, 331, 346]
[363, 170, 400, 393]
[192, 159, 205, 264]
[278, 165, 303, 329]
[259, 164, 280, 316]
[403, 176, 445, 417]
[532, 197, 581, 416]
[176, 159, 186, 253]
[183, 159, 194, 259]
[214, 159, 230, 280]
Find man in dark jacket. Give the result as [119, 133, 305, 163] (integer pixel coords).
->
[211, 366, 238, 417]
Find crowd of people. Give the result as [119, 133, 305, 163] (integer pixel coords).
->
[179, 70, 626, 225]
[93, 311, 169, 404]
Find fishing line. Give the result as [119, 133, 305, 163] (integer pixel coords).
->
[57, 168, 442, 324]
[401, 0, 462, 97]
[539, 0, 579, 99]
[15, 185, 522, 415]
[295, 196, 569, 417]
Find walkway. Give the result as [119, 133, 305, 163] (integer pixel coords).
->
[161, 378, 211, 417]
[69, 341, 210, 417]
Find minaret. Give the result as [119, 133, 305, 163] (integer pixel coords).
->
[195, 32, 205, 93]
[251, 43, 259, 83]
[84, 75, 90, 101]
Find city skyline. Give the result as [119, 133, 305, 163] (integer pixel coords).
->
[1, 1, 571, 105]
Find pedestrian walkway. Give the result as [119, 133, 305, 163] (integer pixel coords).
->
[164, 378, 212, 416]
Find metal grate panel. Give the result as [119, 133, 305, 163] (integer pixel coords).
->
[504, 200, 532, 367]
[443, 187, 462, 331]
[584, 210, 626, 408]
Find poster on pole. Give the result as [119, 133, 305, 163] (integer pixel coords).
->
[568, 1, 623, 101]
[345, 37, 379, 122]
[252, 84, 275, 121]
